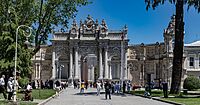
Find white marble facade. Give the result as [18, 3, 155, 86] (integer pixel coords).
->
[50, 15, 129, 83]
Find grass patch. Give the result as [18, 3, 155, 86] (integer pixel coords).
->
[0, 89, 55, 105]
[162, 97, 200, 105]
[130, 90, 164, 97]
[17, 89, 56, 99]
[0, 100, 37, 105]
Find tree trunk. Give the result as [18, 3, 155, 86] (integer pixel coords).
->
[170, 0, 184, 94]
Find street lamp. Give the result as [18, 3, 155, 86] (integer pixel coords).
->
[14, 25, 32, 102]
[59, 65, 64, 81]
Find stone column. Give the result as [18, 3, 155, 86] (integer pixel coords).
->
[91, 65, 94, 81]
[109, 63, 112, 79]
[99, 48, 103, 79]
[117, 63, 120, 78]
[88, 67, 91, 81]
[124, 50, 128, 80]
[74, 47, 79, 79]
[104, 47, 109, 79]
[69, 48, 73, 79]
[51, 50, 56, 79]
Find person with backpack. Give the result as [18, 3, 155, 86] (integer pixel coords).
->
[104, 81, 111, 100]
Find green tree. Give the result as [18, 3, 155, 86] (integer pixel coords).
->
[145, 0, 200, 94]
[0, 0, 89, 77]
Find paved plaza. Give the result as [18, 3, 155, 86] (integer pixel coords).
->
[44, 88, 171, 105]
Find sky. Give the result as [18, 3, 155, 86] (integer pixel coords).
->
[73, 0, 200, 44]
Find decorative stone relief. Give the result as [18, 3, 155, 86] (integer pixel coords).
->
[108, 47, 120, 58]
[79, 47, 97, 56]
[83, 15, 95, 33]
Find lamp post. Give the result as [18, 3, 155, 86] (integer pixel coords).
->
[14, 25, 32, 102]
[59, 65, 64, 81]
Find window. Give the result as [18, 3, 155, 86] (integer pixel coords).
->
[199, 57, 200, 67]
[189, 57, 194, 67]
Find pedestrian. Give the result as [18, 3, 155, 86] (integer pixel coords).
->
[123, 81, 126, 93]
[54, 80, 61, 96]
[45, 79, 49, 89]
[0, 75, 7, 99]
[127, 81, 131, 93]
[111, 82, 115, 94]
[24, 82, 33, 101]
[80, 81, 85, 93]
[115, 81, 120, 93]
[104, 81, 111, 100]
[7, 77, 13, 100]
[73, 81, 77, 89]
[40, 80, 44, 89]
[85, 81, 88, 90]
[96, 81, 101, 96]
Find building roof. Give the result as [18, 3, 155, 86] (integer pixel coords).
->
[184, 41, 200, 47]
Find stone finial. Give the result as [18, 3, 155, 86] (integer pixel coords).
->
[101, 19, 107, 28]
[123, 24, 128, 34]
[95, 19, 98, 25]
[72, 19, 77, 27]
[124, 24, 128, 30]
[87, 14, 92, 20]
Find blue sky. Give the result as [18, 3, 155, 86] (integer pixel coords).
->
[73, 0, 200, 44]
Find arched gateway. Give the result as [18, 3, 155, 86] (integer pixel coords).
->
[51, 15, 129, 84]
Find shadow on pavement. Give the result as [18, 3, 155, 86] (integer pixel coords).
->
[74, 91, 127, 97]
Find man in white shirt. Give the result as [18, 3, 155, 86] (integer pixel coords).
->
[0, 75, 7, 99]
[96, 81, 101, 96]
[7, 77, 14, 100]
[25, 83, 33, 101]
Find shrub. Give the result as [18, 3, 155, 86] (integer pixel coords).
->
[18, 77, 29, 89]
[183, 76, 200, 91]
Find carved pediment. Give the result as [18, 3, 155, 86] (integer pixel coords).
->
[83, 15, 95, 34]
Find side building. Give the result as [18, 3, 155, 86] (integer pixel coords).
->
[184, 41, 200, 78]
[127, 15, 187, 88]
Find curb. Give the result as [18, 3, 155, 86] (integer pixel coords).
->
[37, 89, 64, 105]
[151, 97, 185, 105]
[128, 93, 184, 105]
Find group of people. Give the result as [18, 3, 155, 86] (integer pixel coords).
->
[0, 74, 33, 101]
[75, 80, 132, 100]
[0, 75, 19, 100]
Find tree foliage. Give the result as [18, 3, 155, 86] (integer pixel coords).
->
[0, 0, 89, 77]
[145, 0, 200, 12]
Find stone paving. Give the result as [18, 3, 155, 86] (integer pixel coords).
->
[44, 88, 172, 105]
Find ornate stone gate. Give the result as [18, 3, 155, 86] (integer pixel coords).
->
[51, 15, 129, 83]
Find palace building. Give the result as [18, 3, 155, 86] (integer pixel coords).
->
[32, 15, 129, 84]
[32, 15, 199, 88]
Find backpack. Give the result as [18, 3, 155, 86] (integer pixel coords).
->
[106, 85, 109, 90]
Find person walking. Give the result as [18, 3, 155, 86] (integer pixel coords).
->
[123, 81, 126, 93]
[0, 75, 7, 99]
[7, 77, 13, 100]
[115, 82, 120, 94]
[96, 81, 101, 96]
[54, 80, 61, 96]
[111, 82, 115, 94]
[104, 81, 111, 100]
[80, 81, 85, 93]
